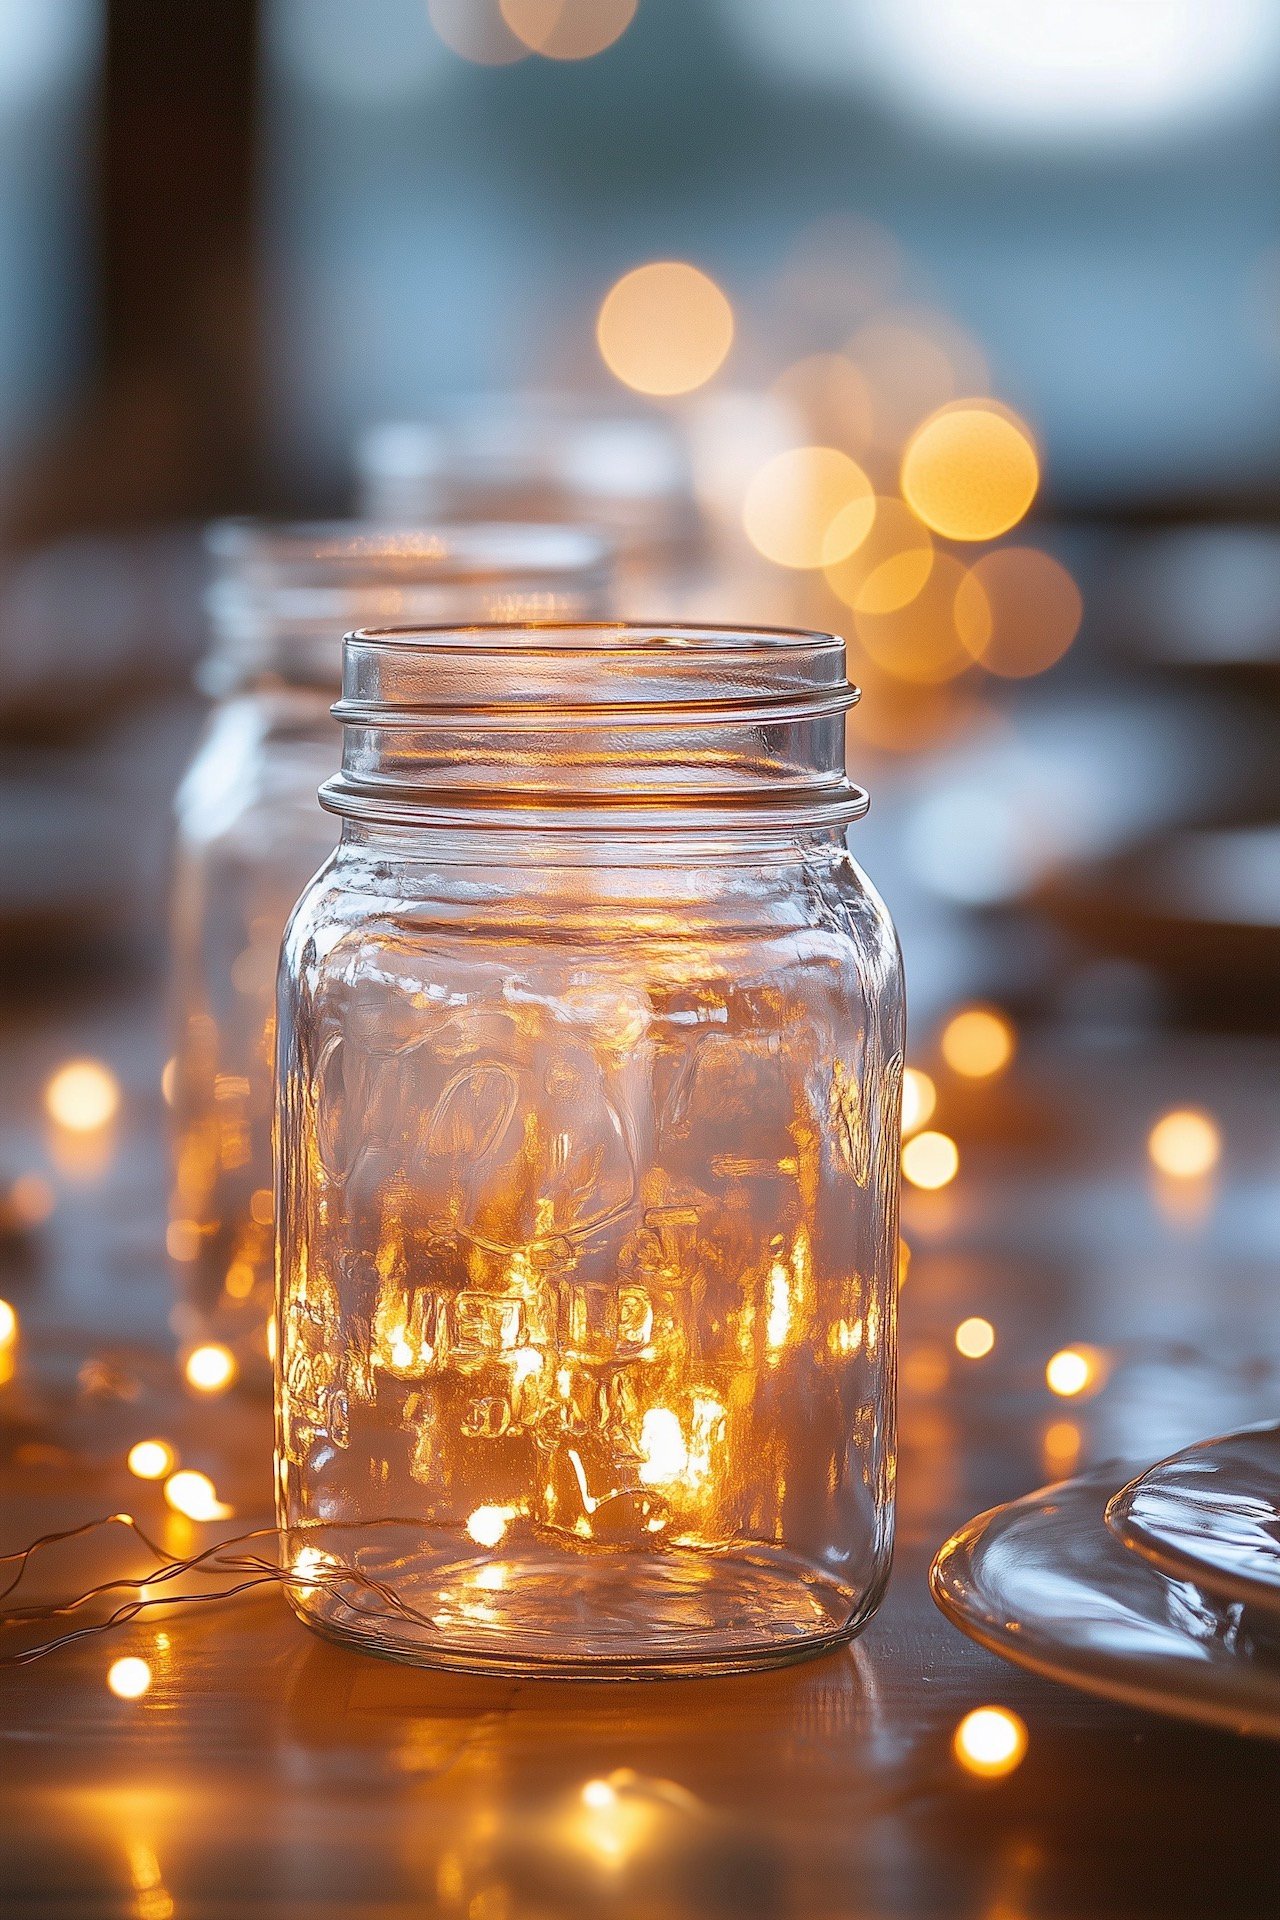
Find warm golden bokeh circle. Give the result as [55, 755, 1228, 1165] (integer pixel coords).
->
[901, 403, 1039, 542]
[941, 1006, 1016, 1078]
[901, 1129, 960, 1191]
[955, 1316, 995, 1360]
[1148, 1108, 1221, 1179]
[953, 1707, 1028, 1778]
[500, 0, 637, 60]
[742, 446, 875, 570]
[854, 550, 973, 686]
[596, 261, 734, 396]
[955, 547, 1083, 678]
[900, 1066, 937, 1137]
[45, 1059, 120, 1132]
[824, 496, 933, 615]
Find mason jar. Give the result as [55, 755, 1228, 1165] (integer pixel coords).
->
[276, 621, 903, 1677]
[169, 524, 611, 1373]
[356, 397, 702, 590]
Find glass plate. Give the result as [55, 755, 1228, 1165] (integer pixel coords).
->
[1107, 1422, 1280, 1620]
[931, 1461, 1280, 1741]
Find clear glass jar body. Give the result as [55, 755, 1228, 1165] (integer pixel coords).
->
[275, 623, 903, 1676]
[169, 525, 610, 1369]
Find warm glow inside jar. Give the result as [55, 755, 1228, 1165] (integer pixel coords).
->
[169, 524, 611, 1373]
[275, 622, 903, 1676]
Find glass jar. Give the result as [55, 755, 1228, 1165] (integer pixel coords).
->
[356, 396, 702, 588]
[276, 621, 903, 1677]
[170, 524, 611, 1373]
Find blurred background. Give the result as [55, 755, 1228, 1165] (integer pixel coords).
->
[1, 0, 1279, 1375]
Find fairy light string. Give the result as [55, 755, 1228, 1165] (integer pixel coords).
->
[0, 1512, 461, 1666]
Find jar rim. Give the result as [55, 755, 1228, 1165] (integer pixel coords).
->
[205, 519, 609, 578]
[200, 522, 614, 697]
[347, 619, 847, 657]
[325, 621, 867, 830]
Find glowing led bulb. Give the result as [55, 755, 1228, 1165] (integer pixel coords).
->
[581, 1779, 617, 1810]
[164, 1470, 233, 1521]
[940, 1006, 1015, 1078]
[900, 1067, 937, 1136]
[466, 1504, 515, 1547]
[1045, 1346, 1105, 1398]
[953, 1706, 1028, 1778]
[954, 1316, 994, 1359]
[902, 1129, 959, 1190]
[1147, 1108, 1220, 1179]
[638, 1407, 689, 1486]
[128, 1439, 175, 1481]
[107, 1656, 152, 1700]
[184, 1344, 237, 1393]
[45, 1059, 120, 1132]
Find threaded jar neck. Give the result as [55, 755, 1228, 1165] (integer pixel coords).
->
[321, 622, 867, 833]
[201, 521, 613, 696]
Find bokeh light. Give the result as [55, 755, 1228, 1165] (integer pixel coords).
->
[824, 495, 933, 614]
[501, 0, 637, 60]
[427, 0, 529, 64]
[164, 1470, 233, 1522]
[772, 352, 874, 452]
[166, 1220, 200, 1263]
[184, 1344, 238, 1394]
[901, 403, 1039, 541]
[9, 1172, 55, 1224]
[953, 1706, 1028, 1778]
[955, 1316, 995, 1359]
[900, 1066, 937, 1136]
[45, 1059, 120, 1132]
[160, 1057, 177, 1107]
[941, 1006, 1016, 1078]
[854, 550, 973, 684]
[597, 261, 734, 396]
[846, 308, 988, 452]
[1043, 1417, 1083, 1476]
[742, 446, 875, 570]
[0, 1298, 16, 1347]
[955, 547, 1083, 678]
[1148, 1108, 1221, 1179]
[902, 1129, 959, 1190]
[128, 1439, 176, 1481]
[1046, 1346, 1106, 1398]
[107, 1656, 152, 1700]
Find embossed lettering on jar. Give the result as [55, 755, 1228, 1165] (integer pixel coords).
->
[275, 622, 903, 1676]
[169, 524, 610, 1374]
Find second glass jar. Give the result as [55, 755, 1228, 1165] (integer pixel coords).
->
[169, 524, 611, 1374]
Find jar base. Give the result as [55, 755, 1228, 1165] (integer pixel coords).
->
[284, 1533, 885, 1679]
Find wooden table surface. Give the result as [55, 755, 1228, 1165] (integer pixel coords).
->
[3, 979, 1280, 1919]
